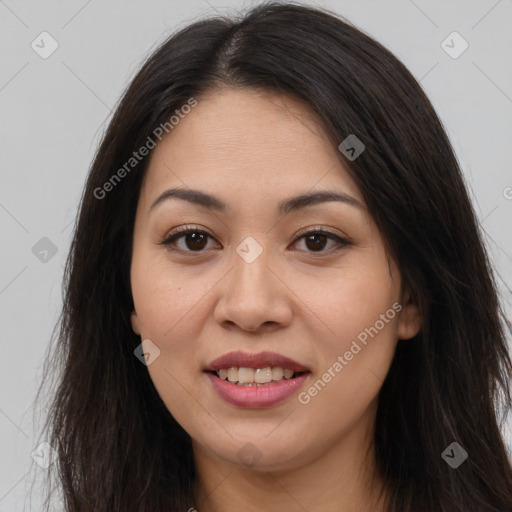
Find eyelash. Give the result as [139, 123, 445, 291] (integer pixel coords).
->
[158, 224, 353, 256]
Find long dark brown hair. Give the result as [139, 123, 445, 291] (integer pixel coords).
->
[35, 2, 512, 510]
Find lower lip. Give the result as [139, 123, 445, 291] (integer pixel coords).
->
[206, 372, 310, 408]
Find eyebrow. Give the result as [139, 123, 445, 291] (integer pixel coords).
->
[149, 187, 364, 215]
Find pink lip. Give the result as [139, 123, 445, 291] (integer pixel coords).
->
[204, 351, 311, 408]
[205, 350, 310, 372]
[206, 372, 310, 408]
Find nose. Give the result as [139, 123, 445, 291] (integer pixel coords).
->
[213, 243, 293, 333]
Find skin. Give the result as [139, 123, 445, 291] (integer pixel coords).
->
[130, 87, 422, 512]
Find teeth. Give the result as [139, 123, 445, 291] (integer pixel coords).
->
[255, 367, 272, 383]
[216, 366, 301, 385]
[227, 367, 238, 382]
[238, 367, 255, 383]
[272, 367, 283, 380]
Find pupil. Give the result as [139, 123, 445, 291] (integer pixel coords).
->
[306, 234, 326, 251]
[187, 232, 207, 250]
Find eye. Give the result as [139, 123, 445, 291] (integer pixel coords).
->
[158, 225, 352, 255]
[159, 225, 218, 252]
[290, 227, 353, 255]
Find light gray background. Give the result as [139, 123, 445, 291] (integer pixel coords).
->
[1, 0, 511, 510]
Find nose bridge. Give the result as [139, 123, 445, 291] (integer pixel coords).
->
[230, 234, 276, 302]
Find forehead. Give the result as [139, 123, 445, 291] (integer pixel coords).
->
[139, 88, 363, 208]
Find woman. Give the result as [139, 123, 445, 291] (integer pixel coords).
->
[37, 2, 512, 511]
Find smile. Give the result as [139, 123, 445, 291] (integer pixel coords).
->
[204, 351, 311, 408]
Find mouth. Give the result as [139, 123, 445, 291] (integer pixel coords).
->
[204, 351, 311, 408]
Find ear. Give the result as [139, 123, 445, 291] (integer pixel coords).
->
[130, 310, 141, 336]
[397, 288, 422, 340]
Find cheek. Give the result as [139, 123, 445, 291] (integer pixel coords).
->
[296, 289, 399, 445]
[130, 259, 208, 422]
[291, 255, 400, 404]
[130, 256, 205, 384]
[131, 253, 205, 336]
[289, 253, 399, 347]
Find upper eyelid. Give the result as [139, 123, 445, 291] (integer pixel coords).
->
[161, 224, 348, 240]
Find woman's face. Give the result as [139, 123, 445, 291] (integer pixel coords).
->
[130, 88, 420, 473]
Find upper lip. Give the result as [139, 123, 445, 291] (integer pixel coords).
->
[205, 351, 310, 372]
